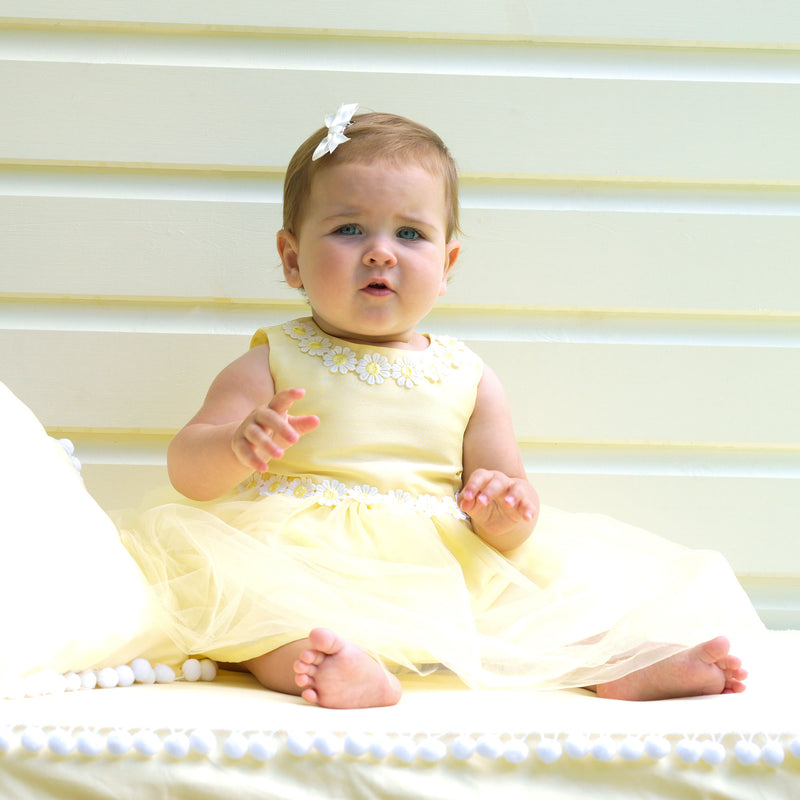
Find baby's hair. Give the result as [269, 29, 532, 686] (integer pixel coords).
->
[282, 111, 460, 241]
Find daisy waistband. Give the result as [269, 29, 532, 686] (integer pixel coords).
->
[240, 473, 469, 521]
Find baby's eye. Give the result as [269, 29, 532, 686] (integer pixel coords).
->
[336, 223, 361, 236]
[397, 227, 421, 241]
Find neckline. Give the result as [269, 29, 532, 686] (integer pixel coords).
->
[302, 317, 433, 355]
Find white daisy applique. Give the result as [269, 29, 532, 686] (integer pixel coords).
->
[323, 346, 357, 374]
[356, 353, 391, 385]
[391, 357, 423, 389]
[284, 320, 317, 341]
[299, 335, 332, 356]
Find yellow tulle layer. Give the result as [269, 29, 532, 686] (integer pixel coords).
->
[119, 488, 764, 690]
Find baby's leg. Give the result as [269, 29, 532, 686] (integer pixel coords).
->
[595, 636, 747, 701]
[242, 629, 402, 709]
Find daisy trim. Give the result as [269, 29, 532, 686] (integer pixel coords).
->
[242, 473, 468, 521]
[282, 320, 470, 389]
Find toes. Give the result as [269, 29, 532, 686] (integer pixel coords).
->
[301, 687, 320, 705]
[297, 648, 324, 668]
[308, 627, 345, 656]
[699, 636, 731, 664]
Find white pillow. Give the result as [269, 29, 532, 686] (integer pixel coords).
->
[0, 382, 168, 684]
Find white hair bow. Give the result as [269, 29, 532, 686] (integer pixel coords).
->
[312, 103, 359, 161]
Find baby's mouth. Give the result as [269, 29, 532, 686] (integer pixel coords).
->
[363, 280, 393, 293]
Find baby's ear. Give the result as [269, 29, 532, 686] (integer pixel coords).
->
[439, 239, 461, 295]
[277, 230, 303, 288]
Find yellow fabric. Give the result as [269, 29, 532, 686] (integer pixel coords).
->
[120, 318, 764, 687]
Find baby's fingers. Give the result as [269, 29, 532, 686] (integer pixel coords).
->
[269, 387, 306, 416]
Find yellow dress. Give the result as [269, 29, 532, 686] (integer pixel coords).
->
[120, 317, 764, 689]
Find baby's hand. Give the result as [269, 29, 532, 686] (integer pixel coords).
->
[231, 387, 319, 473]
[458, 469, 539, 547]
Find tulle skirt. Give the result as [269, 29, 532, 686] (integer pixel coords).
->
[118, 487, 765, 690]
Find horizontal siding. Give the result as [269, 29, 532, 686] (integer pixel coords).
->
[3, 61, 799, 180]
[1, 10, 798, 626]
[2, 1, 800, 44]
[3, 185, 800, 310]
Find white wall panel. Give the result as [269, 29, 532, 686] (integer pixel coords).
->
[3, 62, 800, 180]
[4, 194, 800, 312]
[2, 1, 800, 44]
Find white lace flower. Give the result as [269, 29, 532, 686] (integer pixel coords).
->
[356, 353, 391, 385]
[387, 489, 413, 506]
[323, 346, 357, 374]
[284, 320, 316, 341]
[413, 494, 442, 518]
[298, 335, 332, 357]
[314, 479, 348, 506]
[285, 478, 314, 499]
[258, 476, 286, 496]
[391, 357, 423, 389]
[347, 484, 381, 506]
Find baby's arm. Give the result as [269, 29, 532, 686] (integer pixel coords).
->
[458, 364, 539, 553]
[167, 344, 319, 501]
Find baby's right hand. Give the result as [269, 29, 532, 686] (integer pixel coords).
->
[231, 387, 319, 473]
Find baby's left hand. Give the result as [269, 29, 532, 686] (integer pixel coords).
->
[458, 469, 539, 549]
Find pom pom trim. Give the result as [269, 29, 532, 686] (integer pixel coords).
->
[0, 724, 798, 769]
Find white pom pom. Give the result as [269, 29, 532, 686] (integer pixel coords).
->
[116, 665, 135, 687]
[762, 741, 785, 767]
[419, 738, 447, 763]
[344, 732, 370, 758]
[107, 730, 133, 756]
[131, 658, 155, 683]
[58, 438, 75, 456]
[451, 734, 476, 761]
[190, 729, 216, 756]
[313, 732, 342, 758]
[734, 740, 761, 766]
[564, 734, 590, 759]
[21, 727, 46, 753]
[181, 659, 202, 682]
[97, 667, 120, 689]
[619, 737, 645, 762]
[536, 738, 563, 764]
[48, 729, 75, 756]
[504, 739, 530, 764]
[790, 736, 800, 759]
[63, 672, 82, 692]
[79, 670, 97, 690]
[199, 660, 218, 681]
[77, 731, 105, 757]
[676, 738, 703, 764]
[591, 736, 617, 762]
[133, 730, 162, 757]
[702, 741, 726, 766]
[224, 732, 249, 760]
[286, 731, 313, 757]
[0, 727, 14, 752]
[644, 735, 671, 760]
[164, 732, 191, 759]
[368, 735, 393, 760]
[153, 664, 176, 684]
[392, 737, 418, 764]
[248, 734, 278, 762]
[476, 734, 504, 760]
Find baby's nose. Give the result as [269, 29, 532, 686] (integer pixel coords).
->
[363, 238, 398, 266]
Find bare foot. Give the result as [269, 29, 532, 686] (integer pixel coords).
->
[595, 636, 747, 701]
[293, 628, 402, 709]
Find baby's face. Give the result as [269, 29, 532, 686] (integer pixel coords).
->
[279, 160, 460, 349]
